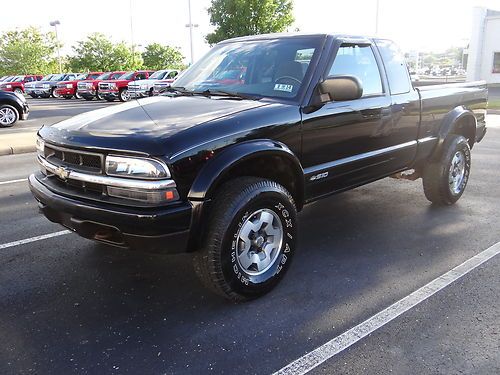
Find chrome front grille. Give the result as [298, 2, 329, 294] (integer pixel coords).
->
[99, 83, 109, 90]
[44, 144, 103, 173]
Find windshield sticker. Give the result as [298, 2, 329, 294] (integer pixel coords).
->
[274, 83, 293, 92]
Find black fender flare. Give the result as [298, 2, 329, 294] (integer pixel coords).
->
[431, 106, 477, 160]
[185, 140, 304, 251]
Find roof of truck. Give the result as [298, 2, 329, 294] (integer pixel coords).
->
[219, 32, 379, 44]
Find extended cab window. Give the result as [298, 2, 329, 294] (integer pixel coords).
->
[328, 44, 383, 97]
[376, 39, 411, 94]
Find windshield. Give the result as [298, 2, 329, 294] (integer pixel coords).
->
[119, 71, 134, 80]
[110, 72, 124, 80]
[50, 74, 66, 81]
[13, 76, 24, 82]
[173, 37, 322, 101]
[96, 72, 112, 80]
[76, 74, 88, 80]
[148, 70, 167, 80]
[41, 74, 53, 81]
[87, 73, 101, 80]
[4, 76, 16, 82]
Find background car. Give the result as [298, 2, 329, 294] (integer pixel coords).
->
[0, 75, 43, 94]
[25, 73, 79, 98]
[0, 91, 29, 127]
[77, 71, 126, 101]
[55, 72, 103, 99]
[128, 69, 179, 98]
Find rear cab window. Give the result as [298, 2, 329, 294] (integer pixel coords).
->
[375, 39, 412, 95]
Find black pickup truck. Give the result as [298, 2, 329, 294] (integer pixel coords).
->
[29, 34, 487, 301]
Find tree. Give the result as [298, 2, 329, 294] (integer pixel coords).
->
[206, 0, 294, 45]
[0, 27, 59, 75]
[142, 43, 184, 70]
[68, 33, 143, 72]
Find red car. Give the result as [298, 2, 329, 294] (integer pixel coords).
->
[98, 70, 154, 102]
[76, 71, 126, 101]
[0, 75, 43, 94]
[55, 72, 103, 99]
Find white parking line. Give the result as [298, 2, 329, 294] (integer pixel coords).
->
[274, 242, 500, 375]
[0, 178, 27, 185]
[0, 230, 71, 250]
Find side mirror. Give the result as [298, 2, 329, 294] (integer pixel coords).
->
[317, 75, 363, 103]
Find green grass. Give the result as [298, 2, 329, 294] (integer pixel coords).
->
[488, 99, 500, 110]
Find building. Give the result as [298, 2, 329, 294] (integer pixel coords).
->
[466, 7, 500, 84]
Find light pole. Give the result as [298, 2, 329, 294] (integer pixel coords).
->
[185, 0, 199, 65]
[50, 20, 62, 73]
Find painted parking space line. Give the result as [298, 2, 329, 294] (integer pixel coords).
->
[273, 241, 500, 375]
[0, 230, 71, 250]
[0, 178, 27, 186]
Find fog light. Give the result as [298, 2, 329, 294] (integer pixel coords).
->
[107, 186, 179, 204]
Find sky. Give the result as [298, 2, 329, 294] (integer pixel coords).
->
[0, 0, 499, 63]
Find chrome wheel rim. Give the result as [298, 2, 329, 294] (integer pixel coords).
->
[52, 89, 60, 98]
[121, 89, 130, 101]
[0, 107, 16, 125]
[449, 150, 466, 195]
[236, 208, 283, 275]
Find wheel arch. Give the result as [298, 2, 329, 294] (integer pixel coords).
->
[432, 106, 476, 160]
[185, 140, 304, 252]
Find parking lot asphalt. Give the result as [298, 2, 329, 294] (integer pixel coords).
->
[0, 101, 499, 374]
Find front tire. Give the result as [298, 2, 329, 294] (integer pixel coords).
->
[193, 177, 298, 301]
[51, 88, 59, 98]
[422, 135, 471, 205]
[0, 104, 19, 127]
[119, 88, 130, 102]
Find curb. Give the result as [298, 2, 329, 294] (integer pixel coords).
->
[0, 145, 36, 156]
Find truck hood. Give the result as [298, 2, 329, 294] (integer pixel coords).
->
[40, 96, 270, 156]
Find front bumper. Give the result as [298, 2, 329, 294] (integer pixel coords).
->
[55, 88, 75, 96]
[128, 87, 150, 98]
[29, 173, 192, 253]
[26, 87, 51, 96]
[100, 89, 119, 99]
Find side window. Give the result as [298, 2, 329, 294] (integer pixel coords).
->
[376, 39, 411, 95]
[136, 73, 146, 80]
[168, 71, 178, 79]
[25, 77, 33, 82]
[328, 44, 383, 97]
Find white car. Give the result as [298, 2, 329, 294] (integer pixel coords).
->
[128, 70, 179, 98]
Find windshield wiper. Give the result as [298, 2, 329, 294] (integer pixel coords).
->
[163, 86, 194, 96]
[196, 89, 261, 101]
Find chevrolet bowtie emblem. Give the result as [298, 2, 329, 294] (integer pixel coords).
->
[54, 166, 71, 180]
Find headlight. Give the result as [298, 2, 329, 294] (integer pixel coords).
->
[36, 137, 45, 157]
[43, 83, 50, 89]
[140, 84, 148, 90]
[110, 83, 117, 89]
[105, 156, 170, 179]
[66, 84, 73, 89]
[87, 83, 93, 88]
[6, 84, 11, 88]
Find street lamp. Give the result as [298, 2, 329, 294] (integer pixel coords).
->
[185, 0, 199, 65]
[49, 20, 62, 73]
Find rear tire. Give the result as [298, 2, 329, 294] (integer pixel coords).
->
[422, 135, 471, 205]
[193, 177, 298, 301]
